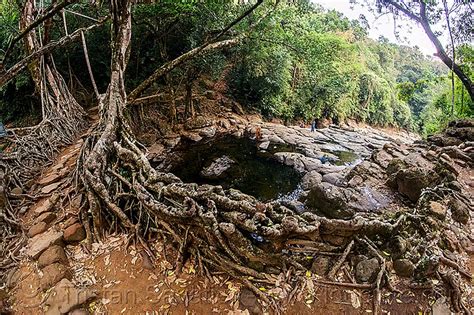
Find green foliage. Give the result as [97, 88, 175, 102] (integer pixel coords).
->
[228, 3, 421, 128]
[1, 0, 472, 132]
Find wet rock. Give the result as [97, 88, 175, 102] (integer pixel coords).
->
[44, 278, 96, 315]
[393, 259, 414, 277]
[355, 258, 379, 283]
[301, 171, 322, 191]
[28, 222, 48, 237]
[63, 223, 86, 243]
[40, 263, 70, 290]
[428, 201, 447, 220]
[35, 211, 57, 225]
[449, 198, 470, 225]
[27, 229, 63, 259]
[200, 155, 235, 179]
[38, 245, 68, 268]
[41, 182, 61, 194]
[273, 152, 306, 172]
[239, 288, 262, 315]
[311, 256, 331, 276]
[305, 182, 354, 219]
[268, 134, 285, 144]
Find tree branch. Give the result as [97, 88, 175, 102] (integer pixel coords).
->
[2, 0, 79, 63]
[381, 0, 421, 22]
[0, 19, 106, 88]
[127, 0, 264, 102]
[418, 2, 474, 100]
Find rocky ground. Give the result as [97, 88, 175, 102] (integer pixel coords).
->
[2, 111, 473, 314]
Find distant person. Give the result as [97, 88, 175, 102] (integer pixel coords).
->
[255, 126, 262, 140]
[310, 119, 316, 132]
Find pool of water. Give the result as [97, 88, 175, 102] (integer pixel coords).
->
[320, 149, 359, 166]
[170, 136, 302, 201]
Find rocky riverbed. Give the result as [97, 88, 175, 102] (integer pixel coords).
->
[149, 114, 419, 220]
[4, 113, 473, 314]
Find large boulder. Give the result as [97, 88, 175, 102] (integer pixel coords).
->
[200, 155, 235, 179]
[389, 165, 438, 203]
[305, 182, 355, 219]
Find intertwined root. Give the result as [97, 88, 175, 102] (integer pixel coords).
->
[76, 115, 472, 313]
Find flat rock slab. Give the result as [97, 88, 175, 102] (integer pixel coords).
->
[44, 278, 96, 315]
[38, 173, 62, 186]
[41, 182, 61, 194]
[27, 229, 63, 259]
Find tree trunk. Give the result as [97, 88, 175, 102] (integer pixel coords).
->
[419, 2, 473, 101]
[185, 80, 195, 119]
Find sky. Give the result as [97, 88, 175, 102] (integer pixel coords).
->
[314, 0, 439, 56]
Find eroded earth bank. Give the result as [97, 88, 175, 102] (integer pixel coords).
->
[2, 110, 473, 314]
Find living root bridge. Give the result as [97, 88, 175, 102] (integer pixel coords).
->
[74, 0, 472, 313]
